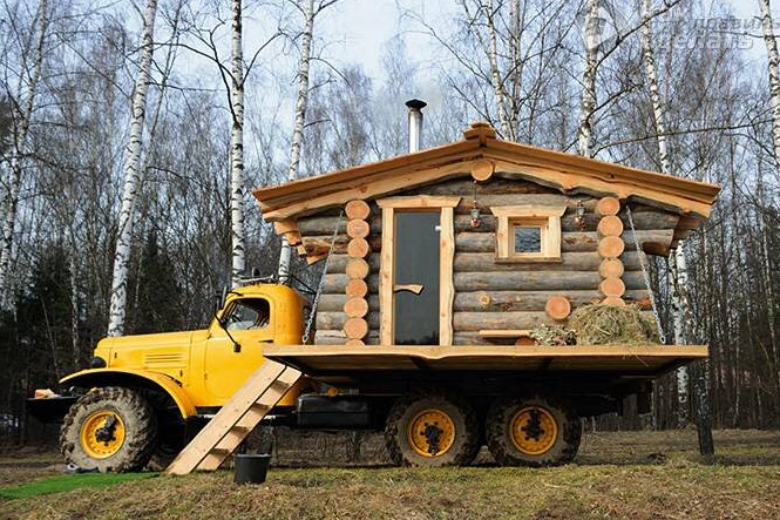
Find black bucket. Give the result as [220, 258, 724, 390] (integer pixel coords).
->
[234, 453, 271, 485]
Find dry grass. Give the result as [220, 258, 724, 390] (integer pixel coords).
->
[0, 429, 779, 520]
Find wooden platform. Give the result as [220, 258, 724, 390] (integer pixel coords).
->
[262, 344, 707, 378]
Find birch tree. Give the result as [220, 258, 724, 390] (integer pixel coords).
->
[0, 0, 49, 305]
[639, 0, 688, 427]
[278, 0, 332, 283]
[759, 0, 780, 191]
[230, 0, 246, 288]
[577, 0, 599, 157]
[107, 0, 158, 336]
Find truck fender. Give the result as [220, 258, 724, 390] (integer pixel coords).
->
[60, 369, 197, 419]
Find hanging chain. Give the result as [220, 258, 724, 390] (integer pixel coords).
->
[626, 205, 667, 344]
[302, 211, 344, 344]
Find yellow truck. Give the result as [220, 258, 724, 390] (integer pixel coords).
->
[30, 118, 718, 473]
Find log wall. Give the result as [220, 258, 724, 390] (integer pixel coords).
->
[300, 177, 678, 345]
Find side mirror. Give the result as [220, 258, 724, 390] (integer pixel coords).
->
[213, 311, 241, 353]
[216, 286, 228, 314]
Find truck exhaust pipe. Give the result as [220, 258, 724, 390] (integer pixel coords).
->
[405, 99, 427, 153]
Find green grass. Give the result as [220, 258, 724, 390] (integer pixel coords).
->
[0, 472, 156, 500]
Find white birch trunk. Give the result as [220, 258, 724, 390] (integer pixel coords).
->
[759, 0, 780, 190]
[641, 0, 687, 426]
[107, 0, 158, 336]
[0, 0, 49, 306]
[230, 0, 246, 288]
[668, 247, 690, 427]
[577, 0, 599, 157]
[486, 0, 513, 140]
[278, 0, 315, 284]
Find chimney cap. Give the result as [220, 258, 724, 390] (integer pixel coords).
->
[405, 99, 427, 110]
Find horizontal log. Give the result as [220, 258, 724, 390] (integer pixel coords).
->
[316, 311, 380, 331]
[410, 177, 554, 196]
[453, 311, 552, 331]
[453, 289, 650, 312]
[453, 251, 643, 272]
[297, 208, 677, 238]
[455, 195, 595, 215]
[313, 330, 381, 345]
[328, 254, 380, 274]
[319, 294, 380, 312]
[322, 274, 380, 293]
[453, 270, 646, 292]
[317, 288, 652, 314]
[456, 230, 673, 254]
[453, 310, 656, 333]
[301, 235, 381, 256]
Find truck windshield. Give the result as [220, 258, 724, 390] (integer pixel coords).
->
[224, 299, 270, 331]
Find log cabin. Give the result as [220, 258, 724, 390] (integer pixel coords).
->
[253, 120, 720, 349]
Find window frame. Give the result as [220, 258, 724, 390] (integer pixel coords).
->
[222, 297, 272, 332]
[492, 205, 567, 263]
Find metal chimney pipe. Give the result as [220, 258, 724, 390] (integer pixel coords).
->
[405, 99, 427, 153]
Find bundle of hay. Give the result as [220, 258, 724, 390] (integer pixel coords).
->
[567, 304, 660, 345]
[529, 324, 577, 346]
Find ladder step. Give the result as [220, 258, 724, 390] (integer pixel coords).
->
[251, 402, 271, 412]
[210, 448, 230, 456]
[231, 425, 250, 434]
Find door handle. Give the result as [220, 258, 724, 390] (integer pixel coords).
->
[394, 284, 424, 294]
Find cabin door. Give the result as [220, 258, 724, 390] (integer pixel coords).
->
[393, 211, 441, 345]
[377, 196, 459, 346]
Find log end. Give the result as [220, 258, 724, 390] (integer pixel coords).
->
[599, 277, 626, 298]
[345, 199, 371, 220]
[344, 317, 369, 339]
[545, 296, 572, 321]
[471, 159, 495, 182]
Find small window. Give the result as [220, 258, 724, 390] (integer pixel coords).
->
[513, 224, 542, 254]
[224, 298, 270, 331]
[492, 206, 566, 262]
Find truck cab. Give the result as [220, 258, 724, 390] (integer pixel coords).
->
[40, 284, 309, 472]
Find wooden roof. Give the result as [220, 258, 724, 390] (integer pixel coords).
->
[252, 122, 720, 222]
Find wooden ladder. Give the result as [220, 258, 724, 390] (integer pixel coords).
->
[165, 361, 301, 476]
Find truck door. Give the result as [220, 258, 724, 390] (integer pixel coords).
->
[204, 297, 273, 401]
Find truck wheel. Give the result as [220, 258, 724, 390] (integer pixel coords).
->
[60, 387, 158, 473]
[486, 395, 581, 467]
[385, 390, 479, 467]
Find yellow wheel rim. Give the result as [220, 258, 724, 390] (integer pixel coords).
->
[80, 411, 125, 459]
[406, 408, 456, 458]
[509, 406, 558, 456]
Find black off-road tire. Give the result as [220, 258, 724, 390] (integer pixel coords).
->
[60, 387, 158, 473]
[486, 395, 581, 467]
[384, 389, 480, 467]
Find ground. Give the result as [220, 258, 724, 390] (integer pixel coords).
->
[0, 429, 779, 520]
